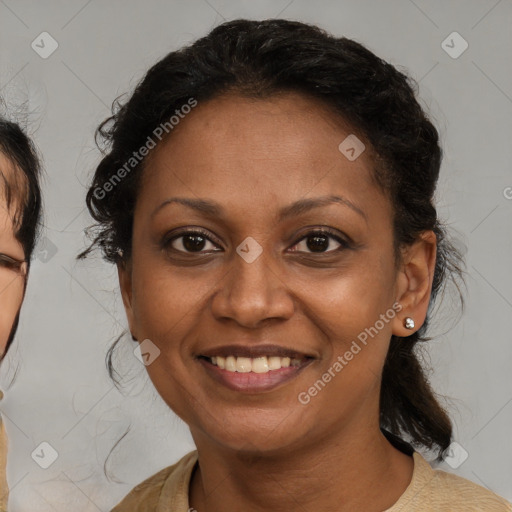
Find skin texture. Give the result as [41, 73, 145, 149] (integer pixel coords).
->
[118, 92, 437, 511]
[0, 153, 26, 357]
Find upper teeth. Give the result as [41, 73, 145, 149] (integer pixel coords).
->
[210, 356, 302, 373]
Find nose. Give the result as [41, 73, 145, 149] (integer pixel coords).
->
[210, 246, 295, 328]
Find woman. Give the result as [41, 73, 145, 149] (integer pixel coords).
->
[81, 19, 511, 511]
[0, 114, 42, 509]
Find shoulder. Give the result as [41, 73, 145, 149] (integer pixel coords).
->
[393, 452, 512, 512]
[110, 450, 198, 512]
[429, 466, 511, 511]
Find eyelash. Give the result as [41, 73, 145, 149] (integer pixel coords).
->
[163, 227, 350, 255]
[0, 254, 25, 271]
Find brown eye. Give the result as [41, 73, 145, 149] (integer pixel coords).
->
[289, 229, 349, 254]
[164, 229, 221, 254]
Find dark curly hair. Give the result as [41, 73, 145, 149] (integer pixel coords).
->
[0, 113, 43, 360]
[79, 18, 465, 459]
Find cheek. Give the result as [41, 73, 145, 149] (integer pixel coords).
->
[300, 256, 397, 384]
[0, 276, 25, 354]
[131, 263, 216, 341]
[306, 254, 396, 336]
[129, 263, 218, 421]
[129, 258, 220, 404]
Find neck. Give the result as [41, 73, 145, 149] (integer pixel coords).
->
[189, 419, 414, 512]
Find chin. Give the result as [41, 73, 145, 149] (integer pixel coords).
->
[191, 409, 310, 455]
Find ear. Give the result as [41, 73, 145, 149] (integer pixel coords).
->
[117, 258, 137, 339]
[392, 230, 436, 337]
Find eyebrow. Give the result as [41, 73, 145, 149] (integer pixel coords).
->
[151, 195, 367, 223]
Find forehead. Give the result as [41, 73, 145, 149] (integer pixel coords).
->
[138, 92, 388, 221]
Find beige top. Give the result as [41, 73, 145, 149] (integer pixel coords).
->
[111, 450, 512, 511]
[0, 418, 7, 511]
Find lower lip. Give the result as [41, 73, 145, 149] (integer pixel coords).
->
[198, 358, 312, 393]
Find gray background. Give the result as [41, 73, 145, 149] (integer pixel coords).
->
[0, 0, 511, 510]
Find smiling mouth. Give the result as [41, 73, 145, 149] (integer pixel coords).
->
[197, 351, 314, 393]
[202, 355, 305, 373]
[197, 344, 315, 392]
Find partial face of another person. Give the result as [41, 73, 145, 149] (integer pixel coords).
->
[0, 153, 27, 356]
[119, 92, 434, 454]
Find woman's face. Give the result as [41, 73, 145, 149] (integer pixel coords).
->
[119, 92, 432, 453]
[0, 153, 27, 356]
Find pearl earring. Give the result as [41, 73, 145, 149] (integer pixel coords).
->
[404, 317, 415, 330]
